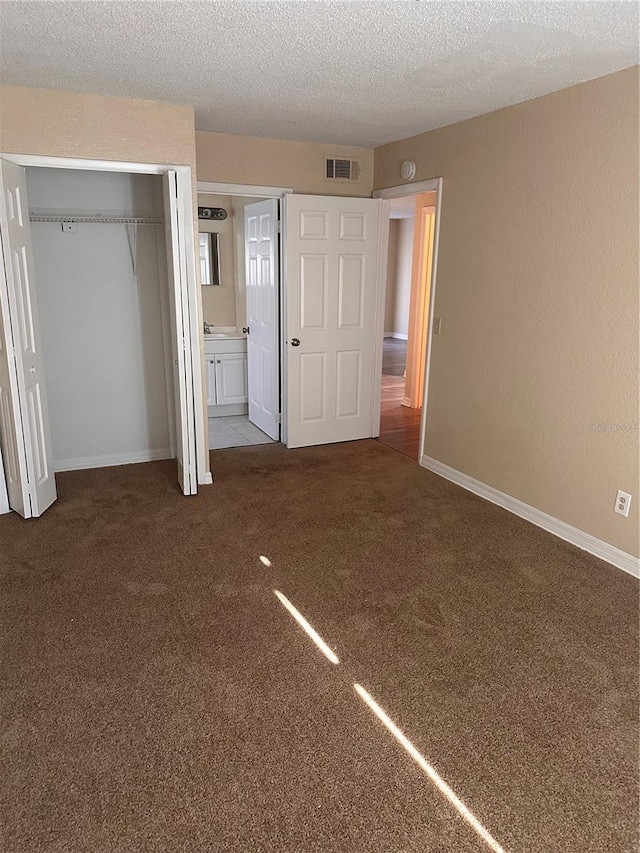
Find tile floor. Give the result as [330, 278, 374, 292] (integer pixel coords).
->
[208, 415, 278, 450]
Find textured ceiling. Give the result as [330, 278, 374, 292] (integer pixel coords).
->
[0, 1, 637, 147]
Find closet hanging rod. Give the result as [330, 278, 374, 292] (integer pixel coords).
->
[29, 213, 164, 225]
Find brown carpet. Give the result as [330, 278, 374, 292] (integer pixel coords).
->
[1, 440, 637, 852]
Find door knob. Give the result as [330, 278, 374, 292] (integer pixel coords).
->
[291, 338, 301, 347]
[216, 359, 221, 363]
[242, 326, 249, 334]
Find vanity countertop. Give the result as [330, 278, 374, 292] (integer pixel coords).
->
[205, 332, 246, 340]
[204, 327, 246, 341]
[203, 331, 247, 354]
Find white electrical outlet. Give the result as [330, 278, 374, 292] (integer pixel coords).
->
[614, 490, 632, 517]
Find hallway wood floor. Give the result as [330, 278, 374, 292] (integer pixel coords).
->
[377, 338, 422, 460]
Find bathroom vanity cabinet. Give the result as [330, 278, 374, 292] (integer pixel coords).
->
[204, 336, 248, 416]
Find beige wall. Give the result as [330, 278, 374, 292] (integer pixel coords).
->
[384, 220, 400, 335]
[196, 131, 373, 196]
[0, 85, 210, 474]
[374, 67, 640, 557]
[0, 85, 196, 166]
[197, 194, 236, 327]
[384, 217, 414, 338]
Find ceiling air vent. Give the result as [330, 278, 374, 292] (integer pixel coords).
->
[324, 156, 360, 182]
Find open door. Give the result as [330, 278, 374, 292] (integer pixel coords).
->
[284, 194, 382, 448]
[162, 170, 197, 495]
[0, 159, 56, 518]
[245, 198, 280, 440]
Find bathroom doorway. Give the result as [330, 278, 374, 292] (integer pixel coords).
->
[197, 185, 287, 451]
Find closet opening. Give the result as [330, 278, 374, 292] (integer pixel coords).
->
[26, 167, 177, 474]
[0, 156, 203, 518]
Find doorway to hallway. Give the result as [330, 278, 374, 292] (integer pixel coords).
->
[374, 184, 439, 462]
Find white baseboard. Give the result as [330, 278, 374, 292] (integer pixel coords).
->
[384, 332, 409, 340]
[203, 472, 213, 485]
[420, 454, 639, 578]
[54, 448, 173, 473]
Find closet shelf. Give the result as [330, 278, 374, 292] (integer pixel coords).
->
[29, 213, 163, 224]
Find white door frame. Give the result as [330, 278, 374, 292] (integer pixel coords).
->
[197, 181, 293, 444]
[198, 181, 293, 199]
[372, 178, 443, 459]
[0, 152, 208, 504]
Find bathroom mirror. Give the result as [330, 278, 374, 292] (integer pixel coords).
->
[199, 232, 221, 286]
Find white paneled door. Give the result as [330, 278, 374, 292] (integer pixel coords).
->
[284, 194, 382, 448]
[245, 199, 280, 440]
[0, 159, 56, 517]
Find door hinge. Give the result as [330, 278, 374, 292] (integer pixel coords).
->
[276, 219, 281, 233]
[277, 413, 281, 424]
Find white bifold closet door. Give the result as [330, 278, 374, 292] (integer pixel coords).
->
[284, 194, 382, 449]
[162, 170, 197, 496]
[0, 159, 56, 518]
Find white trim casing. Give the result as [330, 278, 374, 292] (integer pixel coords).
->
[197, 181, 293, 197]
[1, 153, 170, 175]
[370, 198, 391, 438]
[418, 178, 443, 459]
[420, 454, 640, 577]
[373, 179, 440, 200]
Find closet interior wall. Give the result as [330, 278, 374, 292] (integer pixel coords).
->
[26, 167, 175, 472]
